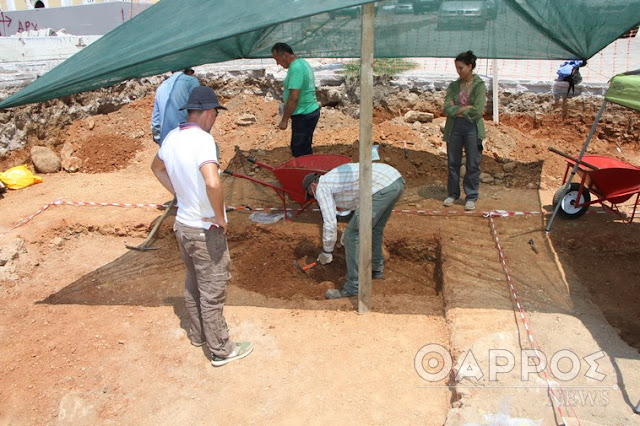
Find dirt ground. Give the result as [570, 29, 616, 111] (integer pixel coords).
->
[1, 89, 639, 424]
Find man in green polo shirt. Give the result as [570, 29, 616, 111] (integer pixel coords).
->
[271, 42, 321, 157]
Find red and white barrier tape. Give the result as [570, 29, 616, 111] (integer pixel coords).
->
[56, 200, 164, 208]
[0, 199, 633, 240]
[396, 208, 544, 216]
[488, 215, 579, 425]
[0, 199, 165, 238]
[0, 200, 254, 238]
[244, 207, 618, 217]
[231, 207, 545, 216]
[0, 200, 57, 238]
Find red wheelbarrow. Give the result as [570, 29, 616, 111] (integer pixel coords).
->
[550, 147, 640, 222]
[223, 154, 351, 218]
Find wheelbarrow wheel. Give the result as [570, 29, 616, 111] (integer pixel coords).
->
[553, 183, 591, 219]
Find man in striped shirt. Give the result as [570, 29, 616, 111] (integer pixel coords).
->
[303, 163, 405, 299]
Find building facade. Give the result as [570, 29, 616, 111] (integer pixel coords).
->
[0, 1, 154, 35]
[0, 0, 156, 11]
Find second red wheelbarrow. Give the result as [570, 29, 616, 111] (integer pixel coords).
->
[550, 147, 640, 222]
[224, 153, 351, 219]
[546, 70, 640, 232]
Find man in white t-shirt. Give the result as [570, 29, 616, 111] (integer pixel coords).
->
[151, 86, 253, 367]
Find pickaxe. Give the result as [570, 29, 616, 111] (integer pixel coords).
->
[293, 260, 318, 275]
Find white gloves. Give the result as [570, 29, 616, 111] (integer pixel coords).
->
[317, 251, 333, 265]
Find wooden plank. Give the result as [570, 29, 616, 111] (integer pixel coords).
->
[358, 2, 374, 314]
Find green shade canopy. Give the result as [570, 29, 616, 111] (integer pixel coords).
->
[1, 0, 639, 108]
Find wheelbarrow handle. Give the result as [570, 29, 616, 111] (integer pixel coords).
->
[247, 157, 275, 171]
[235, 150, 273, 170]
[548, 146, 599, 170]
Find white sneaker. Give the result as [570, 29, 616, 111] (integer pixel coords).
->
[443, 197, 457, 207]
[211, 342, 253, 367]
[465, 200, 476, 211]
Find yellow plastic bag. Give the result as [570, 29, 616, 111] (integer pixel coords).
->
[0, 165, 43, 190]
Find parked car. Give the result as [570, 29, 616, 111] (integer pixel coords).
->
[412, 0, 443, 13]
[437, 0, 487, 30]
[328, 6, 360, 19]
[328, 4, 380, 19]
[380, 0, 398, 13]
[395, 0, 415, 14]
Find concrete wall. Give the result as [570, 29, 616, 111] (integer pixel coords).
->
[0, 35, 99, 95]
[0, 2, 152, 36]
[0, 33, 98, 60]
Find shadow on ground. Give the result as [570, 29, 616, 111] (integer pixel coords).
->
[548, 212, 640, 351]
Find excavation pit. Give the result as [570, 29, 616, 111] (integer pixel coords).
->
[40, 214, 445, 316]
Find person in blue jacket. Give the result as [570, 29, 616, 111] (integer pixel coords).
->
[151, 68, 200, 146]
[556, 59, 587, 95]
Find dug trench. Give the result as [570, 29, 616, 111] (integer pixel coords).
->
[39, 212, 445, 316]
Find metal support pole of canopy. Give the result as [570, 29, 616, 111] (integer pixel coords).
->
[358, 2, 375, 314]
[545, 99, 607, 233]
[492, 58, 499, 124]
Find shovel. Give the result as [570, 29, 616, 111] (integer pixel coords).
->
[126, 197, 176, 251]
